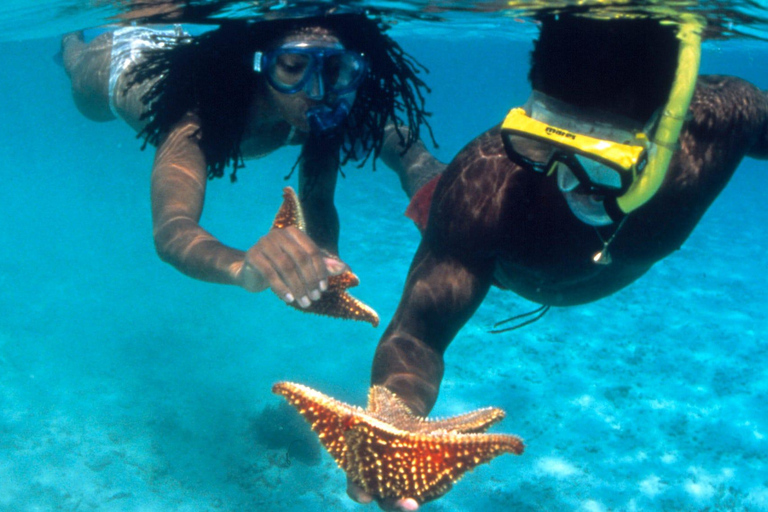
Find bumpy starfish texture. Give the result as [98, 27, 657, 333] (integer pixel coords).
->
[272, 187, 379, 327]
[272, 381, 524, 503]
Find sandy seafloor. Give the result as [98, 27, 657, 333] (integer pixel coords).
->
[0, 20, 767, 512]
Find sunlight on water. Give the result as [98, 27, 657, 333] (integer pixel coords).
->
[2, 0, 768, 41]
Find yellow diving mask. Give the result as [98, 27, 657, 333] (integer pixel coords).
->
[501, 14, 703, 223]
[501, 107, 649, 197]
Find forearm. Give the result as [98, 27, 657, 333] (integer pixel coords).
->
[370, 248, 493, 416]
[301, 199, 340, 256]
[371, 331, 444, 416]
[153, 217, 245, 285]
[299, 139, 341, 254]
[151, 115, 245, 286]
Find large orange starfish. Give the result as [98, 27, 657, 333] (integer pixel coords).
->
[272, 381, 524, 503]
[271, 187, 379, 327]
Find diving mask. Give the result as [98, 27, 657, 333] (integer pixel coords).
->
[254, 41, 367, 99]
[502, 106, 649, 198]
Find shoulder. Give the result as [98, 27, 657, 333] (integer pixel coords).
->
[426, 124, 527, 254]
[695, 74, 764, 97]
[689, 75, 768, 134]
[446, 125, 509, 182]
[442, 124, 529, 195]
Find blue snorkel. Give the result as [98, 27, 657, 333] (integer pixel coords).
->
[306, 99, 352, 135]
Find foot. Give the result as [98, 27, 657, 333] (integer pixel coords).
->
[60, 31, 85, 75]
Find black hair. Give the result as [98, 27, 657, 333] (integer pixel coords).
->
[529, 14, 681, 123]
[128, 13, 433, 182]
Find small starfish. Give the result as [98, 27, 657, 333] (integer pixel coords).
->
[271, 187, 379, 327]
[272, 381, 524, 503]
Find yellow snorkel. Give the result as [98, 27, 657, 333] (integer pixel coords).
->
[615, 14, 703, 213]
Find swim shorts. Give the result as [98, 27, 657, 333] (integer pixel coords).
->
[108, 25, 189, 119]
[404, 173, 442, 232]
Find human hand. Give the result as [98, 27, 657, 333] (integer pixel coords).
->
[347, 478, 420, 511]
[239, 225, 348, 307]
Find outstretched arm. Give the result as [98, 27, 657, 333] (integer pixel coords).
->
[347, 239, 494, 511]
[150, 114, 244, 284]
[349, 127, 516, 511]
[151, 113, 343, 306]
[371, 242, 495, 417]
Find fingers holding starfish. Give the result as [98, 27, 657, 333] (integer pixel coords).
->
[242, 224, 346, 306]
[242, 187, 379, 326]
[348, 478, 420, 511]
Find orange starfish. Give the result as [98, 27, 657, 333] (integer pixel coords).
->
[271, 187, 379, 327]
[272, 381, 524, 503]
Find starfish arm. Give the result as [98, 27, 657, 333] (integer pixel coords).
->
[421, 407, 507, 434]
[368, 386, 505, 434]
[272, 381, 362, 470]
[367, 385, 418, 417]
[272, 381, 524, 504]
[286, 271, 380, 326]
[346, 423, 524, 502]
[271, 187, 379, 327]
[271, 187, 306, 231]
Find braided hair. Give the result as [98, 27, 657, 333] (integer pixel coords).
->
[128, 13, 433, 182]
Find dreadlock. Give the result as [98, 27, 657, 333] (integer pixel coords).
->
[127, 13, 433, 182]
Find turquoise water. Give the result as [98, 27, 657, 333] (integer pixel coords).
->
[1, 14, 768, 512]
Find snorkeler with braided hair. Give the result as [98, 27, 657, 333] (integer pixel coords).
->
[329, 12, 768, 510]
[61, 12, 444, 309]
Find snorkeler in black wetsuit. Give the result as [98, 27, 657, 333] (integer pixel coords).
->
[349, 13, 768, 511]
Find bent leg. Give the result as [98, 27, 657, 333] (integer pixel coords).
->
[62, 31, 115, 122]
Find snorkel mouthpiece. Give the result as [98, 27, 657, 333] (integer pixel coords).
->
[307, 100, 351, 134]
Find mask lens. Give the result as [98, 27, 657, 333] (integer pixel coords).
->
[267, 51, 313, 91]
[324, 52, 366, 93]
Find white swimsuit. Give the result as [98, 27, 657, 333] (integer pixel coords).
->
[108, 25, 188, 119]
